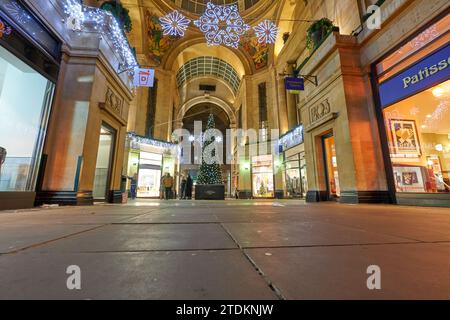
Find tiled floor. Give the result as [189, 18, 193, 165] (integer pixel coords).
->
[0, 200, 449, 299]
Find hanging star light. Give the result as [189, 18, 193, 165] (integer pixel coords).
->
[253, 20, 279, 44]
[159, 10, 191, 37]
[194, 2, 250, 49]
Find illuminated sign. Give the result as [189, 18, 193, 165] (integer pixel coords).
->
[379, 44, 450, 108]
[133, 68, 155, 87]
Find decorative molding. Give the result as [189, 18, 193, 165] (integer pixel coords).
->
[310, 99, 331, 123]
[99, 87, 127, 125]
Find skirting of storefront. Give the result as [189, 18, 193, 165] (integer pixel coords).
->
[396, 193, 450, 208]
[238, 190, 252, 199]
[306, 191, 329, 203]
[306, 190, 392, 204]
[35, 191, 94, 206]
[0, 192, 36, 210]
[340, 191, 392, 204]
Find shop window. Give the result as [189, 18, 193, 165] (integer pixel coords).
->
[382, 80, 450, 193]
[137, 152, 163, 198]
[0, 46, 54, 192]
[376, 13, 450, 195]
[252, 155, 274, 198]
[285, 152, 307, 198]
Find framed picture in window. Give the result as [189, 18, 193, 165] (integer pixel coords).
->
[393, 165, 426, 193]
[390, 119, 421, 156]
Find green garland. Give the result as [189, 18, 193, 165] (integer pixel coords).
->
[306, 18, 334, 50]
[100, 1, 133, 33]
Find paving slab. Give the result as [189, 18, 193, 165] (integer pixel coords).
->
[223, 221, 418, 248]
[0, 251, 277, 300]
[34, 224, 238, 252]
[126, 212, 219, 224]
[0, 224, 103, 253]
[245, 243, 450, 300]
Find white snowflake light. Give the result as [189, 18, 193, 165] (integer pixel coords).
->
[253, 20, 279, 44]
[194, 2, 250, 49]
[159, 10, 191, 37]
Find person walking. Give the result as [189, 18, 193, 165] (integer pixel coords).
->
[185, 174, 193, 200]
[162, 173, 174, 200]
[129, 173, 138, 200]
[180, 175, 187, 200]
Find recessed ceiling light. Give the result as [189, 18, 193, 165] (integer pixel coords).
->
[432, 87, 445, 97]
[421, 125, 427, 129]
[426, 114, 432, 118]
[435, 144, 444, 152]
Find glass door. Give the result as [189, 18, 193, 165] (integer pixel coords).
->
[323, 134, 340, 199]
[93, 125, 115, 200]
[137, 152, 162, 198]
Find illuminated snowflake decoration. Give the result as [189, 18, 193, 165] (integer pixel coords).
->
[253, 20, 279, 44]
[159, 10, 191, 37]
[194, 2, 250, 49]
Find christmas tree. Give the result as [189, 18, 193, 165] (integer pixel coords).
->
[197, 114, 223, 185]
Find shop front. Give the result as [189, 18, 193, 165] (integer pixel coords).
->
[373, 12, 450, 207]
[0, 2, 60, 210]
[279, 125, 308, 199]
[126, 133, 178, 199]
[251, 154, 274, 198]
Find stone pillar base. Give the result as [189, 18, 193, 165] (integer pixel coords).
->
[108, 190, 123, 204]
[306, 191, 328, 202]
[274, 190, 284, 199]
[35, 191, 93, 206]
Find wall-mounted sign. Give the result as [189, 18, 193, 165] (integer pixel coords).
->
[379, 44, 450, 108]
[279, 125, 304, 152]
[285, 77, 304, 94]
[133, 68, 155, 87]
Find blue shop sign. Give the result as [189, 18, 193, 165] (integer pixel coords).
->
[379, 44, 450, 108]
[285, 77, 304, 91]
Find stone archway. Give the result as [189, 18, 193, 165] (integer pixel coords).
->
[175, 96, 237, 130]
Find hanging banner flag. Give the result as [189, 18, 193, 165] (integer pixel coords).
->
[285, 77, 304, 94]
[133, 68, 155, 87]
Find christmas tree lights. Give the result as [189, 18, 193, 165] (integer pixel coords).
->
[196, 114, 223, 185]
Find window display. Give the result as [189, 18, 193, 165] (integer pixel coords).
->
[383, 80, 450, 193]
[137, 152, 163, 198]
[252, 155, 274, 198]
[0, 46, 54, 192]
[284, 152, 307, 198]
[376, 14, 450, 196]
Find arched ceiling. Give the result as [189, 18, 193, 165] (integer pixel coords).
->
[123, 0, 283, 73]
[183, 103, 231, 133]
[173, 43, 246, 76]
